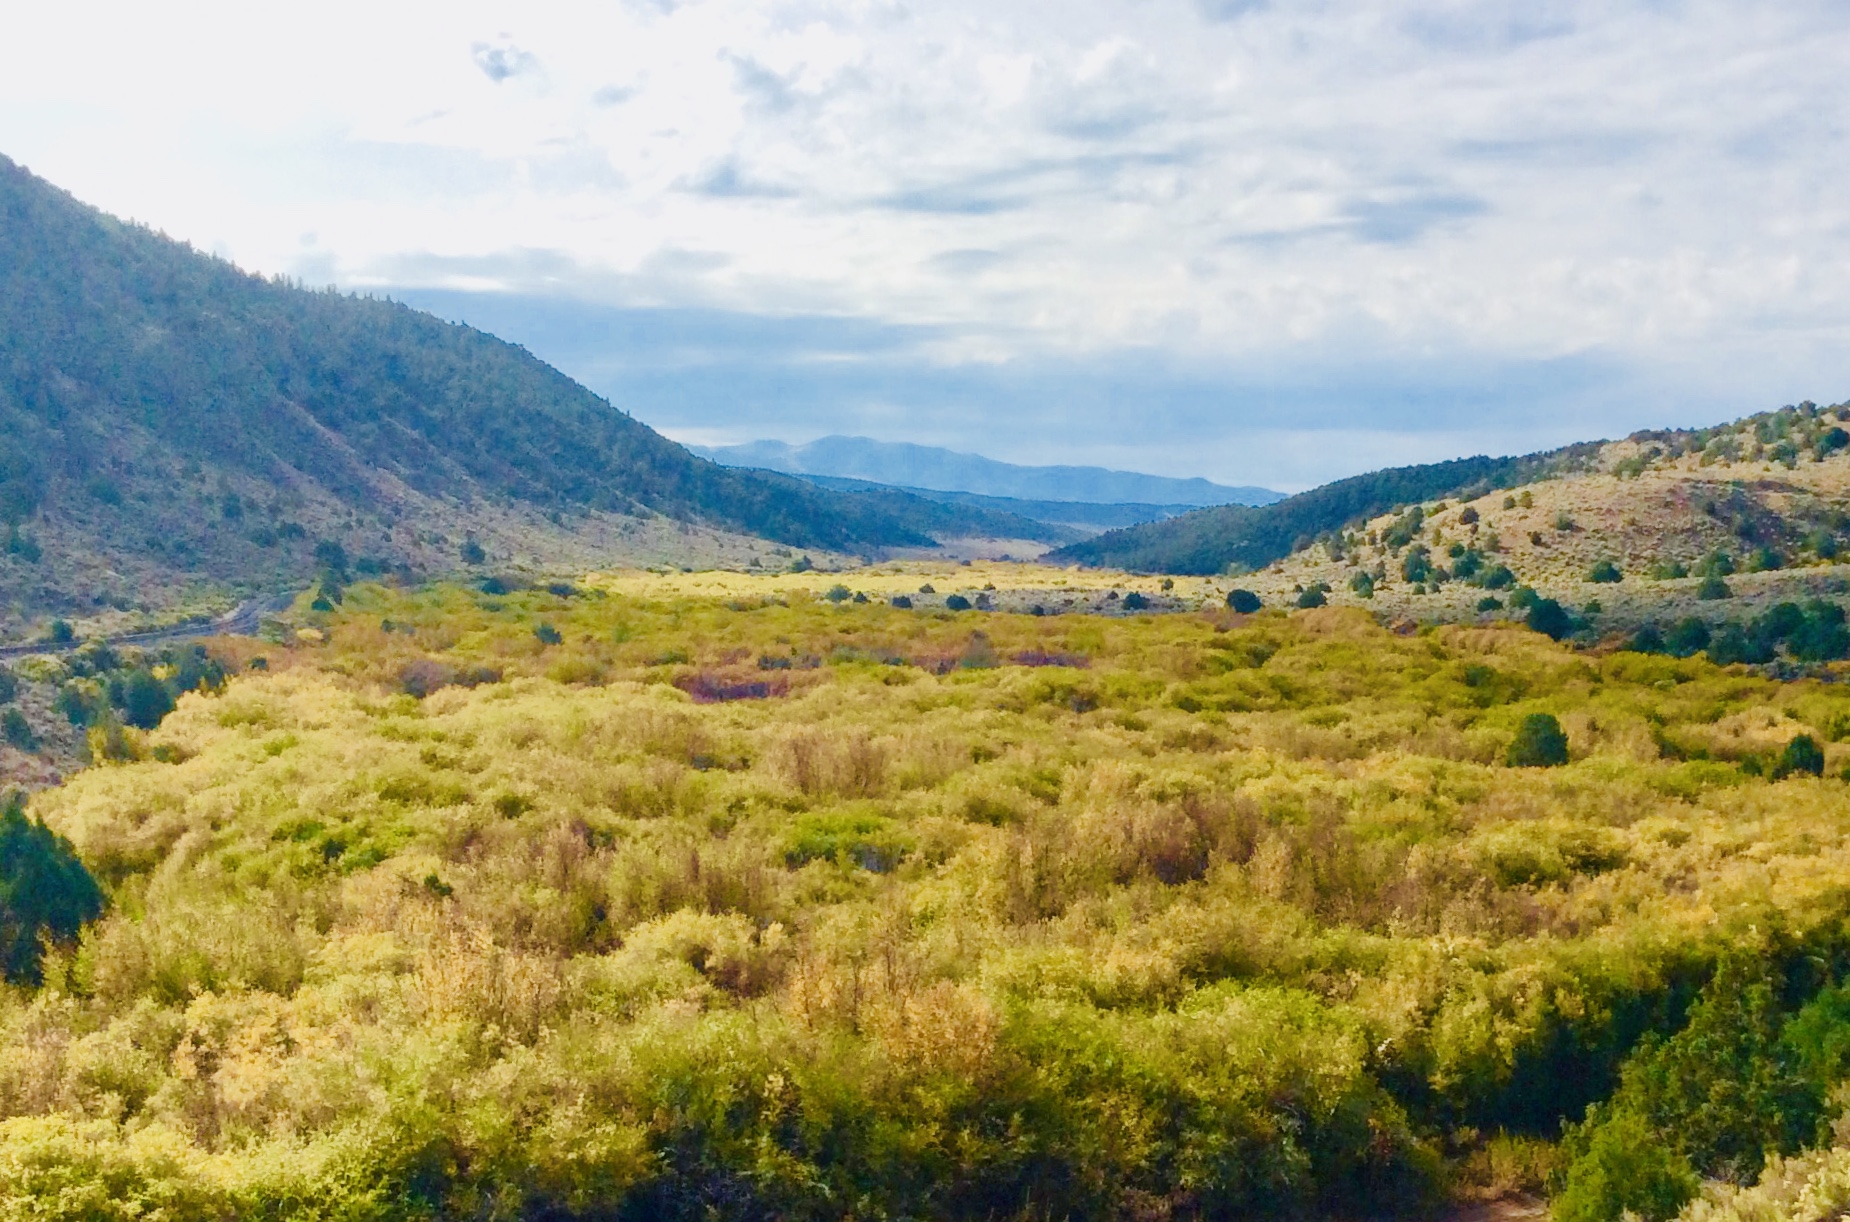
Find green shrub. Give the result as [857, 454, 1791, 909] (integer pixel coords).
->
[459, 538, 486, 565]
[115, 670, 175, 730]
[1552, 1108, 1697, 1222]
[1507, 713, 1568, 767]
[1586, 559, 1621, 583]
[944, 594, 972, 611]
[1527, 598, 1572, 640]
[1557, 957, 1822, 1220]
[1295, 585, 1327, 609]
[54, 683, 98, 727]
[1628, 624, 1665, 653]
[1, 709, 33, 751]
[1773, 735, 1825, 779]
[0, 666, 14, 704]
[1226, 589, 1261, 613]
[1664, 617, 1711, 656]
[784, 810, 911, 871]
[1123, 591, 1149, 611]
[1697, 574, 1732, 600]
[1476, 596, 1502, 612]
[825, 585, 852, 603]
[534, 623, 563, 646]
[0, 793, 105, 984]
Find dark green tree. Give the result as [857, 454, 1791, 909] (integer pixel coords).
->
[1553, 1108, 1697, 1222]
[1526, 597, 1572, 640]
[117, 669, 176, 730]
[1558, 955, 1823, 1222]
[1665, 617, 1711, 657]
[1586, 559, 1622, 583]
[0, 792, 105, 985]
[1629, 624, 1666, 653]
[1506, 712, 1568, 767]
[1773, 735, 1825, 779]
[313, 539, 349, 579]
[1, 709, 33, 751]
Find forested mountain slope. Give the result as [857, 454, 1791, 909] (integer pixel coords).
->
[0, 156, 1041, 637]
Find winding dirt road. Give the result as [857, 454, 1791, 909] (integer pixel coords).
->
[0, 593, 296, 660]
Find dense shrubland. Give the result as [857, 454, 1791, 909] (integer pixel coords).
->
[8, 584, 1850, 1218]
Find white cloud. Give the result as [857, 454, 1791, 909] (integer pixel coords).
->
[1, 0, 1847, 482]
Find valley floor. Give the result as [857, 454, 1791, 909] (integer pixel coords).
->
[1, 574, 1849, 1219]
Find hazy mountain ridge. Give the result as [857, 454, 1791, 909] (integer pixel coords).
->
[694, 436, 1283, 507]
[788, 474, 1200, 536]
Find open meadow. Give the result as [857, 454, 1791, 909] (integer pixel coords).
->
[5, 572, 1850, 1219]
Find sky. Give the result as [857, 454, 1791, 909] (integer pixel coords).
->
[3, 1, 1848, 490]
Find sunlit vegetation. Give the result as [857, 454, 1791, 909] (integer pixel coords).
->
[10, 582, 1850, 1218]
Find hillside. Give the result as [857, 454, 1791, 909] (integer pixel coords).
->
[10, 583, 1850, 1219]
[1055, 403, 1850, 587]
[1049, 448, 1605, 573]
[0, 156, 1047, 641]
[1195, 401, 1850, 631]
[695, 435, 1283, 506]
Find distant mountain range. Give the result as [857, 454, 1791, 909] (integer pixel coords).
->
[693, 437, 1282, 508]
[790, 475, 1207, 534]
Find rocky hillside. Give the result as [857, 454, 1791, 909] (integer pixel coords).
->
[1220, 401, 1850, 627]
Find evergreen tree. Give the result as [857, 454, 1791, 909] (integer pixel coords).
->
[1507, 712, 1568, 767]
[0, 792, 105, 985]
